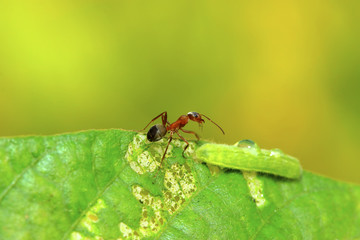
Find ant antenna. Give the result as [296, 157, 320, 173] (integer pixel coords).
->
[200, 114, 225, 134]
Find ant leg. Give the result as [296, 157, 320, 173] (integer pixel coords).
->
[159, 131, 173, 168]
[175, 131, 190, 158]
[161, 111, 169, 126]
[142, 111, 167, 131]
[180, 129, 200, 141]
[153, 131, 173, 178]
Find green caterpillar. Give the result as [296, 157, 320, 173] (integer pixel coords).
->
[195, 140, 302, 179]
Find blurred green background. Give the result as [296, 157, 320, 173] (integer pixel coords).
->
[0, 1, 359, 183]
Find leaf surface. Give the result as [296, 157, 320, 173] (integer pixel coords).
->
[0, 130, 359, 239]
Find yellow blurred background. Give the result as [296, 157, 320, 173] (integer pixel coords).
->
[0, 1, 359, 183]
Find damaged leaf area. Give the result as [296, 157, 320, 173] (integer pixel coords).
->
[0, 129, 360, 239]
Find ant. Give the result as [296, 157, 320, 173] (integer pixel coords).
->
[142, 111, 225, 169]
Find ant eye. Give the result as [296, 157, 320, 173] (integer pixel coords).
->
[188, 112, 200, 118]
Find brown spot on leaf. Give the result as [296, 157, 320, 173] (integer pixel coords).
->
[88, 214, 98, 222]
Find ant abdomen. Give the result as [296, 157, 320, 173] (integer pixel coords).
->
[147, 124, 167, 142]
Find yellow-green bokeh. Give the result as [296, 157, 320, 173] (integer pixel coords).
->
[1, 1, 359, 183]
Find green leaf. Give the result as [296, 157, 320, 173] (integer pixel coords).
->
[0, 129, 359, 239]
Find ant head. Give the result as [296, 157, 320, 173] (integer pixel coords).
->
[188, 112, 225, 135]
[187, 112, 205, 124]
[147, 124, 167, 142]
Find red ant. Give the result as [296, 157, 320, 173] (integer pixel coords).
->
[142, 111, 225, 168]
